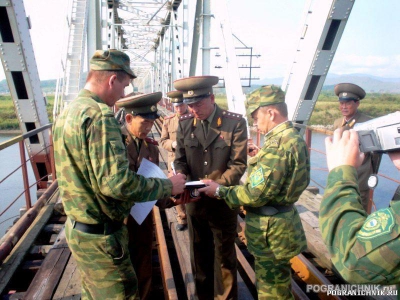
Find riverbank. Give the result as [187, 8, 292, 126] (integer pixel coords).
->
[0, 130, 21, 135]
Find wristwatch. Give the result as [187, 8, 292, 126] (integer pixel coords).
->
[214, 185, 221, 199]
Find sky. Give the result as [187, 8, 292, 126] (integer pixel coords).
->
[1, 0, 399, 82]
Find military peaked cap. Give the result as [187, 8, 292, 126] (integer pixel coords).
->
[174, 76, 219, 104]
[334, 83, 366, 101]
[116, 92, 161, 120]
[246, 85, 285, 116]
[90, 49, 136, 79]
[167, 90, 184, 106]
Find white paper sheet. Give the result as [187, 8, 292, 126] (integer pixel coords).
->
[130, 158, 168, 225]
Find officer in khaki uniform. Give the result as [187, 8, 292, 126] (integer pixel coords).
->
[333, 83, 381, 212]
[159, 90, 188, 230]
[200, 86, 310, 299]
[116, 92, 164, 300]
[173, 76, 248, 300]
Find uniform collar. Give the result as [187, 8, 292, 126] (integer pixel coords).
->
[264, 120, 291, 140]
[79, 89, 106, 105]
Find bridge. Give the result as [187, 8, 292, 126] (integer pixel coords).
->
[2, 0, 390, 299]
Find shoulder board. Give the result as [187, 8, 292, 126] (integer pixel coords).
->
[179, 113, 195, 121]
[221, 110, 242, 120]
[145, 137, 159, 146]
[164, 113, 176, 120]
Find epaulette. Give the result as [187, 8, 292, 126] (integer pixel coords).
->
[164, 113, 176, 120]
[179, 113, 195, 121]
[221, 110, 242, 120]
[145, 137, 159, 146]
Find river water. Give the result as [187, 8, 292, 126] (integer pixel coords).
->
[1, 132, 399, 237]
[0, 134, 38, 236]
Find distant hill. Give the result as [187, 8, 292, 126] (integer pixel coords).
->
[1, 73, 400, 95]
[256, 73, 400, 94]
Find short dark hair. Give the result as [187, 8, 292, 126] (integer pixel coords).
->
[87, 70, 130, 83]
[260, 102, 288, 118]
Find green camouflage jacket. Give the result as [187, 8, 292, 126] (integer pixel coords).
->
[220, 121, 310, 259]
[53, 89, 172, 224]
[320, 165, 400, 284]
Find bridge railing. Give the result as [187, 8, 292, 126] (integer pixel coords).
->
[0, 124, 55, 225]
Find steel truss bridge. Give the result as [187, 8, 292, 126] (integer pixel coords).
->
[0, 0, 356, 187]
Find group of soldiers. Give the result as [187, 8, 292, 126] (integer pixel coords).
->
[53, 48, 399, 300]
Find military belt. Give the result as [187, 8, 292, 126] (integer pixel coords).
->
[245, 204, 294, 216]
[70, 218, 123, 235]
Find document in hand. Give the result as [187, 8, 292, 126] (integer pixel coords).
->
[131, 158, 168, 225]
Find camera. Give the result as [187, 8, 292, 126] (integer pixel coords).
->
[354, 111, 400, 153]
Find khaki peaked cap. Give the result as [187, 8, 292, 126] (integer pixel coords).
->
[116, 92, 162, 119]
[174, 76, 219, 104]
[167, 90, 184, 106]
[246, 85, 285, 116]
[90, 49, 136, 79]
[334, 83, 366, 101]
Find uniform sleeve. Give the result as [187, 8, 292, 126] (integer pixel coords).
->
[319, 166, 400, 284]
[85, 115, 172, 202]
[159, 119, 174, 152]
[173, 121, 189, 175]
[217, 117, 248, 186]
[220, 138, 309, 208]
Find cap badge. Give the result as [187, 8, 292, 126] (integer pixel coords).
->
[188, 90, 194, 96]
[217, 117, 222, 127]
[151, 105, 156, 112]
[343, 92, 347, 96]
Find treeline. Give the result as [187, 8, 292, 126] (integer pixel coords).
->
[0, 95, 54, 130]
[1, 92, 400, 130]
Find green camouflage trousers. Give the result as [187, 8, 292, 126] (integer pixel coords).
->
[65, 218, 138, 300]
[254, 256, 293, 300]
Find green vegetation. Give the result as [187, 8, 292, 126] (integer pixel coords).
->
[0, 95, 54, 130]
[1, 92, 399, 130]
[215, 91, 400, 127]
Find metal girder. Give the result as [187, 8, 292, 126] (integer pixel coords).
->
[0, 0, 51, 189]
[283, 0, 356, 133]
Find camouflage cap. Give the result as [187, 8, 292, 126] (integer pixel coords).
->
[246, 85, 285, 116]
[334, 83, 366, 101]
[116, 92, 161, 120]
[167, 90, 184, 106]
[174, 76, 219, 104]
[90, 49, 136, 79]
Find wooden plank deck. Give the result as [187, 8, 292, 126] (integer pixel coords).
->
[295, 190, 332, 270]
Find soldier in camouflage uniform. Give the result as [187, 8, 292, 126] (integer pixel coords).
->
[173, 76, 248, 300]
[115, 92, 165, 300]
[320, 128, 400, 285]
[332, 83, 381, 212]
[52, 49, 186, 300]
[159, 90, 188, 230]
[200, 85, 310, 299]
